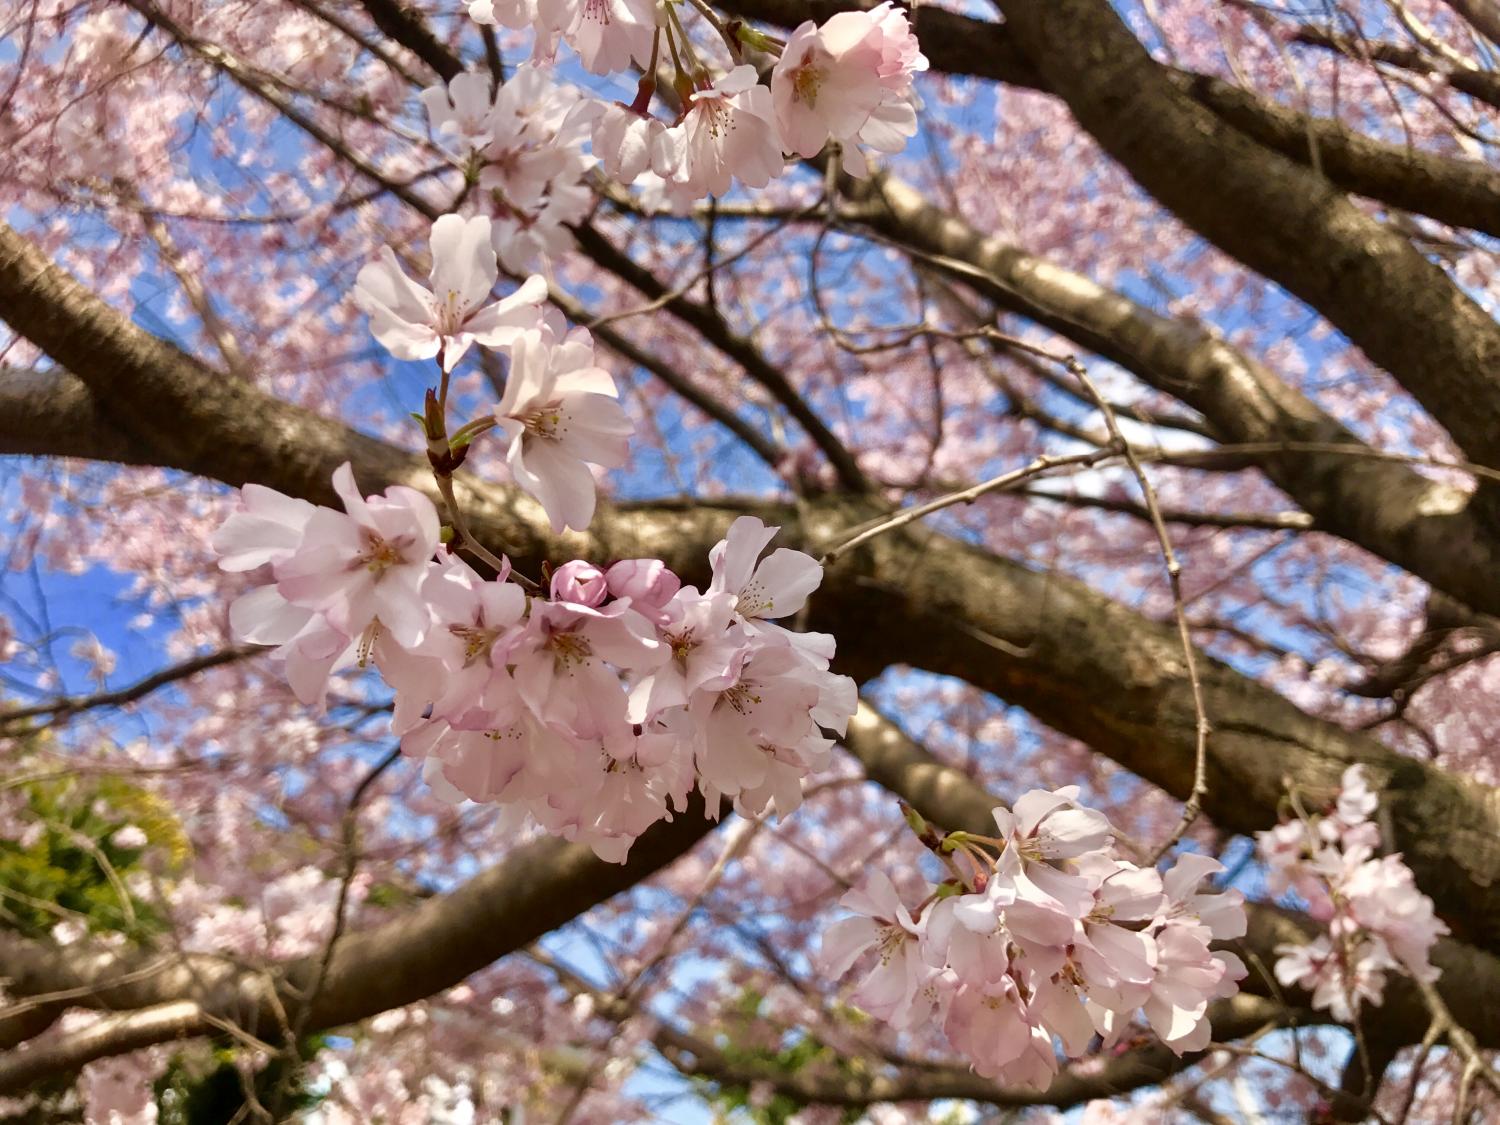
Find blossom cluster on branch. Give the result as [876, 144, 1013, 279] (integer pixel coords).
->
[1259, 765, 1448, 1021]
[216, 467, 854, 860]
[821, 788, 1248, 1088]
[437, 0, 927, 260]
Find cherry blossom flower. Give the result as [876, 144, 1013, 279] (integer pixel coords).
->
[605, 558, 682, 620]
[493, 324, 632, 533]
[820, 870, 933, 1028]
[593, 102, 682, 185]
[509, 596, 664, 751]
[212, 483, 316, 572]
[943, 975, 1036, 1080]
[421, 71, 501, 151]
[269, 463, 441, 647]
[708, 515, 824, 629]
[626, 587, 743, 721]
[1274, 933, 1394, 1023]
[772, 14, 896, 158]
[378, 555, 527, 732]
[666, 67, 783, 199]
[690, 639, 820, 805]
[543, 0, 657, 75]
[354, 214, 546, 371]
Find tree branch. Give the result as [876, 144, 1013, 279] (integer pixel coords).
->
[989, 0, 1500, 530]
[721, 0, 1500, 234]
[4, 220, 1500, 953]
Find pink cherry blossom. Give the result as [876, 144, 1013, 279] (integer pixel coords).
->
[666, 67, 783, 199]
[354, 214, 547, 371]
[708, 515, 824, 628]
[421, 71, 501, 151]
[820, 870, 933, 1028]
[772, 12, 899, 158]
[593, 102, 682, 185]
[541, 0, 657, 75]
[493, 324, 632, 533]
[605, 558, 682, 619]
[550, 560, 608, 607]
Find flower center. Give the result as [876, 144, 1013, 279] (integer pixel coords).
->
[876, 923, 907, 965]
[358, 529, 405, 574]
[736, 578, 771, 618]
[513, 401, 565, 441]
[450, 623, 500, 666]
[663, 628, 696, 663]
[548, 630, 593, 668]
[434, 289, 470, 335]
[791, 61, 825, 106]
[721, 681, 762, 715]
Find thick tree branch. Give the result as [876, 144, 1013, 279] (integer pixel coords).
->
[4, 221, 1500, 953]
[0, 798, 724, 1090]
[843, 170, 1500, 622]
[990, 0, 1500, 527]
[721, 0, 1500, 235]
[0, 367, 160, 467]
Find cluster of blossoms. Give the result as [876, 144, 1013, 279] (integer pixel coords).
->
[215, 475, 854, 861]
[821, 789, 1247, 1089]
[1258, 765, 1448, 1020]
[428, 1, 925, 257]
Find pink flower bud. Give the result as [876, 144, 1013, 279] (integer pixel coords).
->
[605, 558, 681, 608]
[550, 560, 608, 606]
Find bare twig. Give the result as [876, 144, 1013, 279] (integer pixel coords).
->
[816, 447, 1119, 566]
[0, 645, 256, 728]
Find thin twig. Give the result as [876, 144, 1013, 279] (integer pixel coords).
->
[264, 745, 402, 1118]
[817, 448, 1118, 566]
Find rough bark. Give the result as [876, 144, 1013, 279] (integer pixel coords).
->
[4, 221, 1500, 953]
[990, 0, 1500, 525]
[845, 170, 1500, 622]
[720, 0, 1500, 235]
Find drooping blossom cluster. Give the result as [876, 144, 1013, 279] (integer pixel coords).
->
[436, 0, 926, 241]
[1258, 765, 1448, 1021]
[216, 466, 856, 861]
[821, 789, 1247, 1088]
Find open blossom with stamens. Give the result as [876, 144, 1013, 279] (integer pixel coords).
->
[819, 870, 933, 1028]
[353, 214, 546, 371]
[772, 16, 890, 158]
[271, 463, 441, 648]
[542, 0, 657, 75]
[665, 66, 783, 199]
[493, 323, 633, 533]
[772, 4, 927, 170]
[214, 464, 441, 702]
[708, 515, 824, 632]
